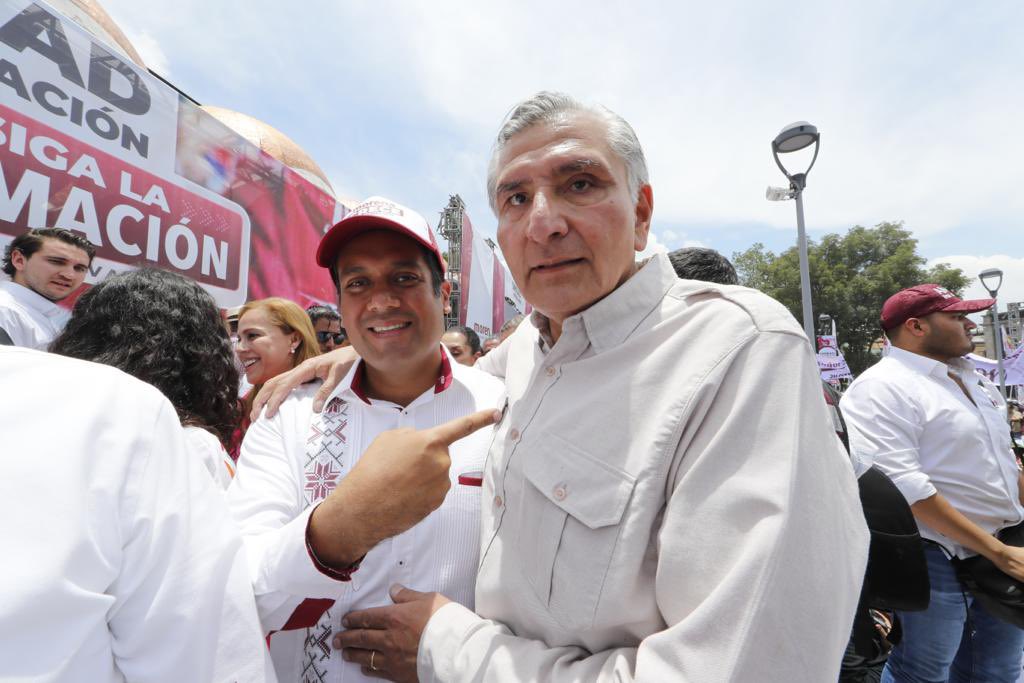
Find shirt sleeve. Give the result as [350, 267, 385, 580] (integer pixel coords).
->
[841, 377, 936, 504]
[0, 306, 30, 347]
[419, 330, 870, 682]
[474, 336, 510, 380]
[109, 400, 274, 683]
[227, 405, 351, 633]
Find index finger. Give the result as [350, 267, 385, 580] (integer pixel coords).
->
[427, 408, 501, 446]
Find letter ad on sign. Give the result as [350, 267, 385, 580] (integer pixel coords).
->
[0, 0, 346, 309]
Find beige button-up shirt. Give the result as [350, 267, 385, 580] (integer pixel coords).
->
[418, 253, 869, 682]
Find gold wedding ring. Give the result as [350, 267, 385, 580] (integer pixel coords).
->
[370, 650, 377, 671]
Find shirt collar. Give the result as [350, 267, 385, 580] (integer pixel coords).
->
[332, 344, 455, 406]
[0, 281, 64, 318]
[886, 345, 973, 379]
[528, 253, 679, 355]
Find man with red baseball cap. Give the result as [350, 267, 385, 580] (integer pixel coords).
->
[228, 197, 504, 682]
[842, 283, 1024, 682]
[879, 283, 994, 331]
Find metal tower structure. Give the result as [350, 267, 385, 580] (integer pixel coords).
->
[437, 194, 465, 329]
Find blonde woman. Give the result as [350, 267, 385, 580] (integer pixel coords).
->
[233, 297, 320, 451]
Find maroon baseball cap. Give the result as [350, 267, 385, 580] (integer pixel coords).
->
[316, 196, 445, 272]
[880, 284, 994, 329]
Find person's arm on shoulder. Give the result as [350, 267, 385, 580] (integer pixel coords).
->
[414, 330, 868, 682]
[112, 399, 272, 682]
[473, 335, 510, 380]
[251, 346, 360, 419]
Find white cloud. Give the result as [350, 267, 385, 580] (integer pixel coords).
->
[638, 230, 668, 260]
[95, 0, 1024, 256]
[929, 255, 1024, 311]
[122, 28, 171, 76]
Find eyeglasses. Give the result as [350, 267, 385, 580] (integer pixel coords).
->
[316, 331, 346, 344]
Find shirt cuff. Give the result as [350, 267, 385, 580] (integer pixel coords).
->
[418, 601, 482, 682]
[888, 470, 937, 505]
[252, 505, 358, 600]
[305, 503, 362, 581]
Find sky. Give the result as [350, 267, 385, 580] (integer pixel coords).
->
[101, 0, 1024, 309]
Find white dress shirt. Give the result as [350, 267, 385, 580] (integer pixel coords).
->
[0, 347, 275, 683]
[418, 253, 869, 682]
[0, 280, 70, 349]
[184, 425, 236, 489]
[228, 347, 505, 683]
[841, 345, 1024, 558]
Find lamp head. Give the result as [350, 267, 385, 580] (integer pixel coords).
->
[773, 121, 819, 153]
[979, 267, 1004, 296]
[771, 121, 820, 188]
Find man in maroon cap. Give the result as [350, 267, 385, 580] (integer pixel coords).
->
[841, 284, 1024, 682]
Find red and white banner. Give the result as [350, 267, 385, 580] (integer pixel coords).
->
[455, 209, 525, 339]
[0, 0, 343, 308]
[816, 335, 853, 381]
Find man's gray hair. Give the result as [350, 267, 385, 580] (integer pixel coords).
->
[486, 91, 650, 213]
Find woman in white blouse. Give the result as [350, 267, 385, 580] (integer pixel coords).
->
[50, 267, 241, 488]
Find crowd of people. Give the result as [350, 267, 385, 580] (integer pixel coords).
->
[1, 90, 1022, 683]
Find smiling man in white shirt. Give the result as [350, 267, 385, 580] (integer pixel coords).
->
[0, 228, 95, 349]
[327, 91, 868, 683]
[227, 197, 504, 682]
[841, 283, 1024, 682]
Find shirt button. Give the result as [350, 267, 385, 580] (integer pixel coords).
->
[553, 485, 567, 501]
[545, 366, 556, 377]
[508, 428, 520, 441]
[494, 495, 503, 508]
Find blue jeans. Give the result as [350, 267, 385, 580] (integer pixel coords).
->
[881, 545, 1024, 682]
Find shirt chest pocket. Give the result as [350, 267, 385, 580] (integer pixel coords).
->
[516, 433, 636, 631]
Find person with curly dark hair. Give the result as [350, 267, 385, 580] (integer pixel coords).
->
[50, 267, 242, 487]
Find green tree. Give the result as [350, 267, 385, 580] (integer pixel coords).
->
[732, 222, 970, 376]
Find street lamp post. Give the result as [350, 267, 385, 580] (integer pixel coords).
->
[979, 267, 1007, 399]
[767, 121, 821, 344]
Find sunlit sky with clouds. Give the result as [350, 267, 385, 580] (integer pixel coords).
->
[103, 0, 1024, 308]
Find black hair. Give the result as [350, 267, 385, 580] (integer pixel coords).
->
[328, 240, 444, 297]
[667, 247, 738, 286]
[50, 268, 241, 447]
[2, 227, 96, 276]
[447, 325, 482, 354]
[306, 304, 341, 324]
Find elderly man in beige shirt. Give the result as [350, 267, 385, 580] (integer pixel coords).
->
[257, 91, 869, 682]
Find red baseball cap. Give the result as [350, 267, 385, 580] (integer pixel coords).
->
[880, 284, 994, 329]
[316, 196, 445, 272]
